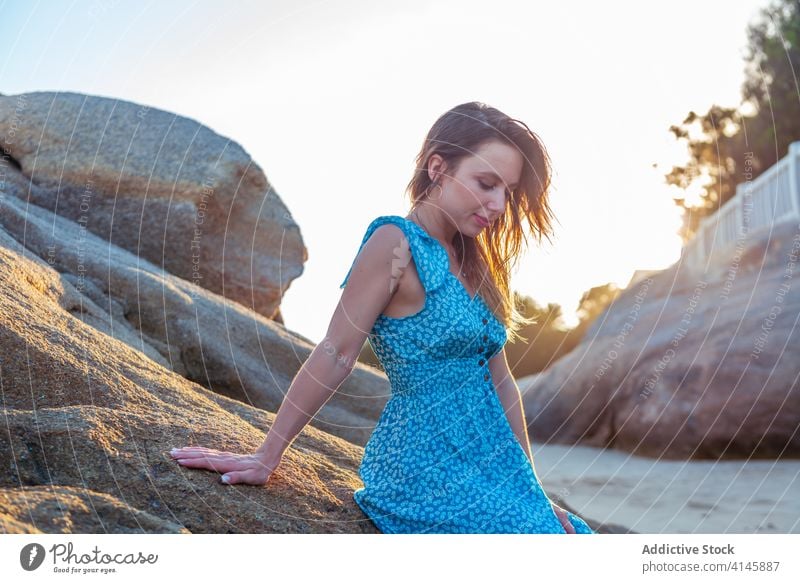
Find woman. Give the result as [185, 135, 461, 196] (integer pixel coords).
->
[170, 102, 596, 534]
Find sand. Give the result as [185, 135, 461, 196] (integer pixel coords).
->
[533, 443, 800, 534]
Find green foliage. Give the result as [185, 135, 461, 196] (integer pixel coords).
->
[666, 0, 800, 243]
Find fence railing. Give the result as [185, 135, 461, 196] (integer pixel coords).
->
[682, 141, 800, 272]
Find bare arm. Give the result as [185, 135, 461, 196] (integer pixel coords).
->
[488, 348, 534, 465]
[253, 340, 356, 462]
[256, 223, 411, 463]
[170, 224, 412, 485]
[489, 348, 576, 532]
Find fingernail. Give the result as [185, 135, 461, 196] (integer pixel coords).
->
[221, 475, 230, 484]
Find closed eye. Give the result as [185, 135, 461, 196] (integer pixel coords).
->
[479, 181, 512, 199]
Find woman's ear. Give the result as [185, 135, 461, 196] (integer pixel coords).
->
[427, 153, 445, 183]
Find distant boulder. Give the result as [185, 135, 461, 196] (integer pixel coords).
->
[0, 91, 304, 320]
[521, 219, 800, 460]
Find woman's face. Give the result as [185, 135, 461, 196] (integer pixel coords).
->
[432, 139, 523, 235]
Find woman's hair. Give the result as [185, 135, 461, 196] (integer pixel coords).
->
[406, 101, 556, 343]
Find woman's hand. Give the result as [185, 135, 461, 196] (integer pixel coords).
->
[550, 501, 576, 534]
[169, 446, 281, 486]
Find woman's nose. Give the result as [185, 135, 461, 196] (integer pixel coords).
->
[486, 187, 506, 212]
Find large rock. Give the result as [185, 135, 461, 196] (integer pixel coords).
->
[0, 172, 388, 447]
[0, 94, 613, 531]
[0, 220, 615, 533]
[521, 219, 800, 460]
[0, 226, 377, 533]
[0, 486, 190, 534]
[0, 91, 304, 319]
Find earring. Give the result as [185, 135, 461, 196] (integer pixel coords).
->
[427, 181, 443, 200]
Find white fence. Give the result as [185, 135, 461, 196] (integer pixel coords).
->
[683, 140, 800, 272]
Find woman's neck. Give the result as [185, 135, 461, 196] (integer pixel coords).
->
[407, 207, 457, 252]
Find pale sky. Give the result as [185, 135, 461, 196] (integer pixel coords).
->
[0, 0, 769, 342]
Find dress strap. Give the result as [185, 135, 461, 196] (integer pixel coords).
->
[339, 215, 448, 293]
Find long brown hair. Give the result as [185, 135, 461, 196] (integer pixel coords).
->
[406, 101, 556, 343]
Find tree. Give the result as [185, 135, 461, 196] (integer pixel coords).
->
[574, 283, 621, 326]
[666, 0, 800, 243]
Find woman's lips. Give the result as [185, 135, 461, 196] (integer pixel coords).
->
[473, 214, 489, 227]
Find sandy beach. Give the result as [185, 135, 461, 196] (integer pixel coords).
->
[534, 443, 799, 534]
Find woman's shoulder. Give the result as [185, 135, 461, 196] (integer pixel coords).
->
[363, 214, 410, 231]
[339, 216, 411, 289]
[353, 214, 423, 248]
[357, 215, 413, 246]
[340, 214, 447, 292]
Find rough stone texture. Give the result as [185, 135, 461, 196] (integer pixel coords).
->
[0, 486, 190, 533]
[0, 176, 388, 448]
[0, 91, 305, 320]
[0, 194, 616, 534]
[0, 91, 616, 533]
[0, 215, 378, 533]
[520, 219, 800, 460]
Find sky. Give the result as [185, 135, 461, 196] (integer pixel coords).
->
[0, 0, 771, 342]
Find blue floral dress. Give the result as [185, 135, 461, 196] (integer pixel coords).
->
[340, 215, 596, 534]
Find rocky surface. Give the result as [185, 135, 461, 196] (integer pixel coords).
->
[0, 91, 611, 534]
[0, 91, 304, 320]
[0, 186, 610, 534]
[0, 179, 388, 448]
[0, 221, 379, 533]
[521, 219, 800, 460]
[0, 486, 190, 534]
